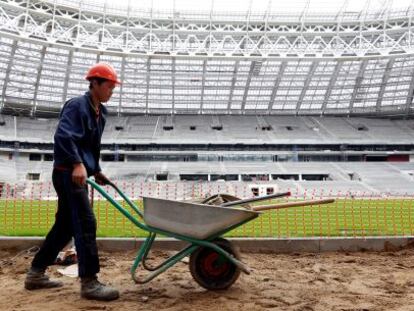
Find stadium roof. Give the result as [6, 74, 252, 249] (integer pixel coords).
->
[0, 0, 414, 116]
[55, 0, 414, 19]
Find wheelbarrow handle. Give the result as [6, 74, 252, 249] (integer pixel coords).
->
[87, 178, 144, 219]
[221, 191, 291, 207]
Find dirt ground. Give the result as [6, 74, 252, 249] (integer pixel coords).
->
[1, 246, 414, 311]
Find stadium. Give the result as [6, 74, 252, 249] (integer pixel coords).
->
[0, 0, 414, 309]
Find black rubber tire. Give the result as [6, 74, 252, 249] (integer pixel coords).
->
[189, 238, 241, 290]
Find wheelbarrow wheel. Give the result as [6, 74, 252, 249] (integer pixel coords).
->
[189, 238, 241, 290]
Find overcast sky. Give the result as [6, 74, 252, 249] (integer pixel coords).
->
[90, 0, 414, 14]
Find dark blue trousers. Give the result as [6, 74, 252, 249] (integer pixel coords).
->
[31, 169, 100, 278]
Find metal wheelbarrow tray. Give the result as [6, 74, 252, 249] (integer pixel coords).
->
[143, 197, 259, 240]
[87, 178, 334, 290]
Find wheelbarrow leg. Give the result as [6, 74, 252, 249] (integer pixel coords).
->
[141, 233, 158, 271]
[135, 232, 189, 272]
[131, 235, 199, 284]
[142, 234, 198, 272]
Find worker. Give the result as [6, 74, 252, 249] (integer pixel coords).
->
[24, 63, 121, 301]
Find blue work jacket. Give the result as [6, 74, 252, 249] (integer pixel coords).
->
[53, 91, 107, 177]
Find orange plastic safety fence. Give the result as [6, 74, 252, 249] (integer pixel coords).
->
[0, 182, 414, 238]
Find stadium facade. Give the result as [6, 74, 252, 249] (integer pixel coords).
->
[0, 0, 413, 196]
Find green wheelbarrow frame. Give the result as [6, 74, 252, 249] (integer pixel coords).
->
[87, 178, 258, 285]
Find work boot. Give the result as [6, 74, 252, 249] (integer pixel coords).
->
[81, 276, 119, 301]
[24, 267, 63, 290]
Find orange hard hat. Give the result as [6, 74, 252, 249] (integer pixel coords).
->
[85, 62, 121, 84]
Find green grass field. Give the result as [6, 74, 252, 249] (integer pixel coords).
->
[0, 198, 413, 238]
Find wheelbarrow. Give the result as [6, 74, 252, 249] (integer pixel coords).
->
[87, 178, 334, 290]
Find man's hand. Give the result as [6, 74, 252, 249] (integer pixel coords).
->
[72, 163, 87, 186]
[94, 171, 110, 186]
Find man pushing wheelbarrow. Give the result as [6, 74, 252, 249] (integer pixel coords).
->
[25, 63, 121, 301]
